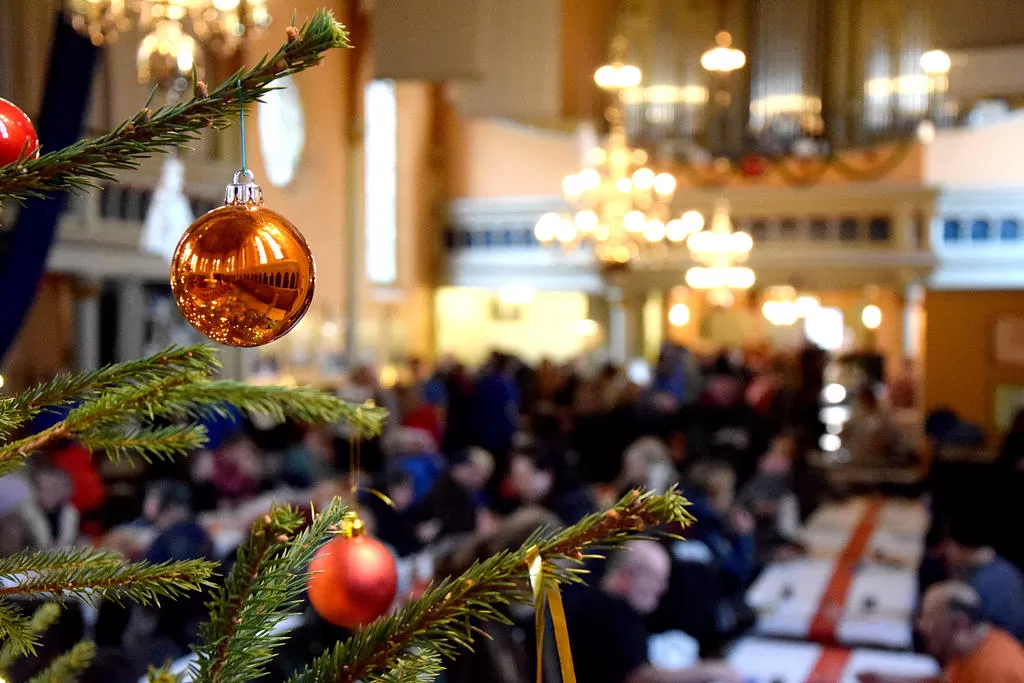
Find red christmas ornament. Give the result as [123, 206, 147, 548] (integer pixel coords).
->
[739, 155, 768, 179]
[0, 98, 39, 168]
[308, 533, 398, 628]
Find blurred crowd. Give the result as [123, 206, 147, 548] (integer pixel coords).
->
[1, 342, 1023, 682]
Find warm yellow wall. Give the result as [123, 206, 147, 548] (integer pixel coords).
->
[435, 288, 594, 364]
[924, 290, 1024, 437]
[247, 0, 351, 329]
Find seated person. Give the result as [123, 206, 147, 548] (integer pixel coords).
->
[940, 518, 1024, 641]
[565, 540, 742, 683]
[737, 436, 803, 568]
[615, 437, 679, 497]
[384, 427, 446, 505]
[416, 447, 494, 544]
[858, 581, 1024, 683]
[19, 465, 79, 549]
[498, 444, 595, 525]
[359, 468, 422, 557]
[651, 459, 756, 644]
[144, 480, 213, 564]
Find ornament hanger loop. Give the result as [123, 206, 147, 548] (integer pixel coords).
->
[233, 168, 255, 185]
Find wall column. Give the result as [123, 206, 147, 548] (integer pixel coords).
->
[607, 286, 627, 364]
[116, 279, 145, 362]
[73, 278, 102, 372]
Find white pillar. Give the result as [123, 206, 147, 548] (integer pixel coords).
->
[74, 279, 102, 371]
[607, 286, 627, 364]
[116, 279, 145, 362]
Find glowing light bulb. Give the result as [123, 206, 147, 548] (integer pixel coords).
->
[586, 147, 607, 165]
[575, 210, 599, 232]
[680, 210, 705, 233]
[666, 219, 687, 242]
[632, 167, 655, 190]
[643, 219, 666, 242]
[653, 172, 677, 196]
[624, 210, 646, 233]
[534, 212, 559, 242]
[594, 65, 617, 89]
[556, 219, 577, 243]
[562, 174, 583, 197]
[668, 303, 690, 327]
[731, 231, 753, 254]
[616, 177, 632, 193]
[579, 168, 601, 190]
[920, 49, 951, 75]
[862, 304, 882, 329]
[616, 65, 643, 88]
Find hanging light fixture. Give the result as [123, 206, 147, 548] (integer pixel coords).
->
[700, 31, 746, 73]
[67, 0, 271, 86]
[535, 38, 703, 265]
[684, 198, 754, 306]
[761, 286, 820, 326]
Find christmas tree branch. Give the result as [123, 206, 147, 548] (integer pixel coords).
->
[288, 490, 695, 683]
[0, 552, 215, 607]
[0, 9, 351, 203]
[0, 346, 386, 466]
[0, 601, 38, 660]
[192, 500, 352, 683]
[0, 603, 59, 665]
[24, 640, 96, 683]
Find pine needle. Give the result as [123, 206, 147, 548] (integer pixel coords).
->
[0, 602, 59, 665]
[0, 11, 351, 203]
[192, 500, 352, 683]
[25, 640, 96, 683]
[287, 489, 695, 683]
[0, 599, 37, 659]
[0, 549, 215, 608]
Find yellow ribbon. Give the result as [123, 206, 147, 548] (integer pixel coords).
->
[526, 546, 576, 683]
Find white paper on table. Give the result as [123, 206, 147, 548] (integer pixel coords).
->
[727, 637, 821, 683]
[648, 630, 700, 670]
[841, 649, 939, 683]
[877, 500, 929, 535]
[838, 564, 916, 649]
[805, 499, 865, 533]
[868, 528, 925, 564]
[746, 558, 834, 611]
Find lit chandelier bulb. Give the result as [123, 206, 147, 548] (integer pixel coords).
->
[644, 219, 666, 242]
[556, 219, 577, 244]
[654, 172, 677, 196]
[575, 210, 599, 232]
[578, 168, 601, 191]
[616, 177, 632, 193]
[534, 212, 560, 242]
[731, 231, 754, 254]
[562, 174, 583, 198]
[624, 210, 646, 233]
[666, 219, 687, 242]
[632, 167, 655, 190]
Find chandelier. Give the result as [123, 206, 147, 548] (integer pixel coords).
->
[534, 45, 706, 265]
[700, 31, 746, 73]
[684, 199, 755, 306]
[67, 0, 271, 88]
[761, 285, 820, 326]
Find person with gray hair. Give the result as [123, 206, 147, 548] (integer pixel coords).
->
[858, 581, 1024, 683]
[565, 539, 742, 683]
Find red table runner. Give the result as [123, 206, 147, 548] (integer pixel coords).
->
[807, 499, 883, 644]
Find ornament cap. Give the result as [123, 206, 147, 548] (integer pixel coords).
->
[224, 168, 264, 206]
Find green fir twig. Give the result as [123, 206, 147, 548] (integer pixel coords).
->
[288, 490, 695, 683]
[191, 500, 353, 683]
[24, 640, 96, 683]
[0, 10, 351, 203]
[0, 603, 59, 665]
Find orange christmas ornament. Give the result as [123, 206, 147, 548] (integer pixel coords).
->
[307, 521, 398, 628]
[170, 169, 315, 346]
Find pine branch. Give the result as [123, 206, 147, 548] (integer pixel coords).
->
[0, 10, 351, 202]
[0, 550, 215, 608]
[77, 423, 209, 463]
[0, 603, 59, 664]
[192, 500, 352, 683]
[0, 352, 386, 465]
[0, 599, 37, 659]
[0, 345, 218, 440]
[25, 640, 96, 683]
[288, 490, 695, 683]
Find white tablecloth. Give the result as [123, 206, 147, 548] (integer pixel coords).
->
[728, 637, 939, 683]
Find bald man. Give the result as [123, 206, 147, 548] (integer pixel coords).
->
[858, 581, 1024, 683]
[565, 540, 741, 683]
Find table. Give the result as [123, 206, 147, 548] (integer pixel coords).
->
[746, 497, 927, 649]
[727, 637, 939, 683]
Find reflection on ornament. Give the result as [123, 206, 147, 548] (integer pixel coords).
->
[308, 532, 398, 628]
[170, 170, 315, 347]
